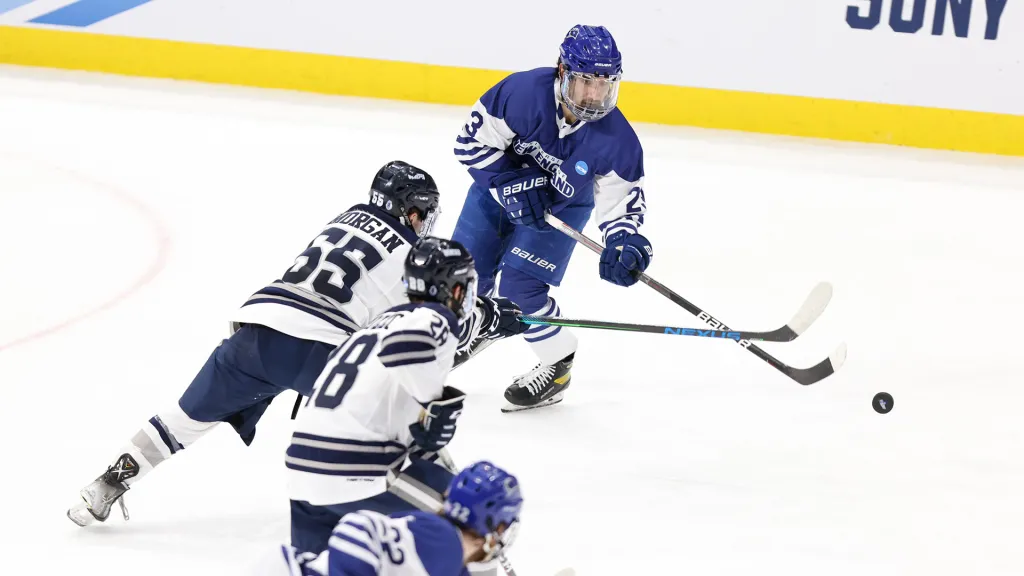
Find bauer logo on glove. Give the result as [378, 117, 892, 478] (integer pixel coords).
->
[500, 176, 548, 197]
[490, 167, 555, 229]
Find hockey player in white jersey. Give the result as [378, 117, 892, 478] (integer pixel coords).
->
[285, 236, 528, 558]
[66, 161, 526, 527]
[273, 461, 524, 576]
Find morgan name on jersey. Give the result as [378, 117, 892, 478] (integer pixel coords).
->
[230, 203, 420, 346]
[328, 205, 411, 255]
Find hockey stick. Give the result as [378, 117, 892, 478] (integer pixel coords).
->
[543, 213, 846, 385]
[519, 280, 831, 342]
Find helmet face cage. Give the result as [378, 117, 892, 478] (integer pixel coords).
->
[414, 198, 440, 237]
[559, 70, 621, 122]
[481, 517, 520, 560]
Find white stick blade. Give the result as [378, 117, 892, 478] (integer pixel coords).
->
[829, 342, 848, 372]
[786, 282, 833, 335]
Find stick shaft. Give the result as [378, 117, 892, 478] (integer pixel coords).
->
[520, 315, 793, 342]
[543, 213, 843, 385]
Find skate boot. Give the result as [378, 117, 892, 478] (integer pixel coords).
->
[67, 453, 139, 527]
[502, 353, 574, 413]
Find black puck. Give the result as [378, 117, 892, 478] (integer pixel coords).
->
[873, 392, 894, 414]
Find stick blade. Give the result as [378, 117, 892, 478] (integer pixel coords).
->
[786, 282, 833, 336]
[829, 342, 848, 372]
[785, 342, 848, 385]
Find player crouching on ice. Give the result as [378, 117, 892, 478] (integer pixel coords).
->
[450, 24, 654, 412]
[285, 236, 526, 565]
[269, 461, 524, 576]
[68, 162, 526, 528]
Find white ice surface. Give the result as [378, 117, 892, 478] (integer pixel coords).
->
[1, 65, 1023, 576]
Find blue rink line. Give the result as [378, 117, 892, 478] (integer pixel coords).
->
[30, 0, 153, 27]
[0, 0, 35, 15]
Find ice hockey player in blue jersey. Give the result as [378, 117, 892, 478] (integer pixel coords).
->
[450, 24, 654, 412]
[285, 237, 527, 567]
[273, 461, 524, 576]
[65, 161, 521, 527]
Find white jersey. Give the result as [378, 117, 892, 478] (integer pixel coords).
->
[272, 510, 468, 576]
[230, 203, 419, 346]
[286, 302, 470, 506]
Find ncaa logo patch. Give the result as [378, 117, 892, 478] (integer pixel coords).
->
[575, 161, 589, 176]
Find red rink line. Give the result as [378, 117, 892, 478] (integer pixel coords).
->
[0, 157, 171, 352]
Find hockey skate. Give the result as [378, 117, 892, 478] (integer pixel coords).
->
[67, 453, 138, 527]
[502, 353, 573, 413]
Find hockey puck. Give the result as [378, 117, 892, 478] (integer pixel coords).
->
[872, 392, 894, 414]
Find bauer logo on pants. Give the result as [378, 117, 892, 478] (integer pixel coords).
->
[511, 247, 557, 271]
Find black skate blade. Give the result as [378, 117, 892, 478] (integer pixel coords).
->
[500, 395, 564, 413]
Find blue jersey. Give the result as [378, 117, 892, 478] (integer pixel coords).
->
[276, 510, 470, 576]
[454, 67, 647, 242]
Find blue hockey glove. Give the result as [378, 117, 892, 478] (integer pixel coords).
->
[599, 231, 653, 287]
[477, 295, 528, 340]
[491, 167, 554, 229]
[409, 385, 465, 452]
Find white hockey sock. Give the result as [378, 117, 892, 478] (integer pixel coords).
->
[115, 404, 219, 486]
[521, 297, 577, 365]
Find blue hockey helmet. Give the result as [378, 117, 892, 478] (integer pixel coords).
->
[557, 25, 623, 122]
[442, 461, 524, 559]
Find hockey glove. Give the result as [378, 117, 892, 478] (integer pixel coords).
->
[491, 167, 554, 229]
[409, 385, 465, 452]
[477, 295, 528, 340]
[599, 231, 653, 287]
